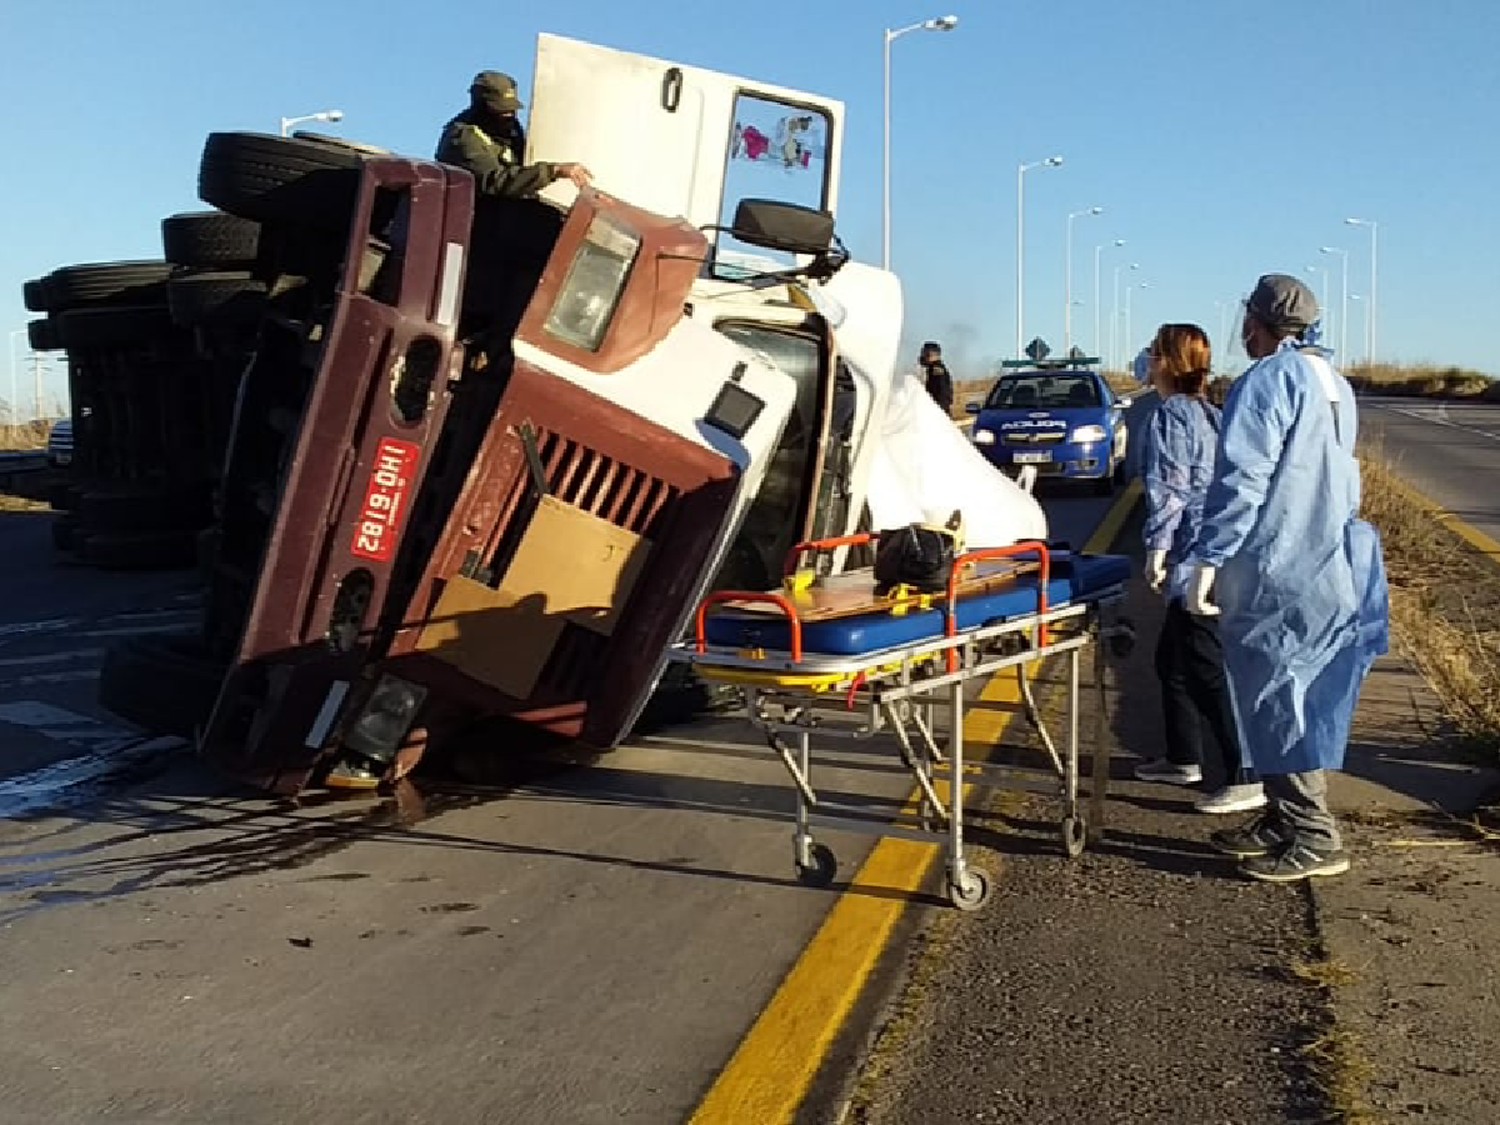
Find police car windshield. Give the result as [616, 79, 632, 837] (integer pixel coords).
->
[985, 373, 1101, 410]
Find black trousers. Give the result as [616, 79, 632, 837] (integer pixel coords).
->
[1155, 599, 1251, 784]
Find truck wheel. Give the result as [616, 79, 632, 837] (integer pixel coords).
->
[23, 277, 54, 314]
[98, 633, 226, 739]
[76, 486, 212, 533]
[57, 305, 177, 352]
[77, 528, 199, 570]
[197, 132, 363, 232]
[167, 271, 268, 329]
[289, 131, 392, 156]
[46, 261, 173, 312]
[161, 211, 261, 268]
[27, 317, 63, 352]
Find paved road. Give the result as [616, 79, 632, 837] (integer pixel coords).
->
[0, 400, 1160, 1124]
[1360, 396, 1500, 545]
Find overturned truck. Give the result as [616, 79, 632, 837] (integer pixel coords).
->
[98, 35, 927, 793]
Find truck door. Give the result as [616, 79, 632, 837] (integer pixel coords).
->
[526, 33, 843, 270]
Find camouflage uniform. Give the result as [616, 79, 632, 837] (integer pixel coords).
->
[434, 71, 558, 198]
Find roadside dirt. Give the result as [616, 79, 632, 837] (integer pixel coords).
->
[837, 516, 1500, 1125]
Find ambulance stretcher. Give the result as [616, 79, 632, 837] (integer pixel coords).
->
[667, 537, 1133, 911]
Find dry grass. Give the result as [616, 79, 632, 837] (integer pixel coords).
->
[0, 420, 50, 450]
[1300, 1025, 1382, 1125]
[1291, 956, 1361, 989]
[1359, 454, 1500, 756]
[1346, 361, 1497, 401]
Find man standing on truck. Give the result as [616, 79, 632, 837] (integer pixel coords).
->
[435, 70, 593, 197]
[919, 340, 955, 415]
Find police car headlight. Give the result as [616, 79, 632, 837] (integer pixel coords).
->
[1070, 424, 1107, 444]
[972, 428, 995, 445]
[543, 215, 640, 352]
[342, 674, 428, 759]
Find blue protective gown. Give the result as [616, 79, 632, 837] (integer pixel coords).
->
[1142, 394, 1221, 601]
[1190, 339, 1389, 774]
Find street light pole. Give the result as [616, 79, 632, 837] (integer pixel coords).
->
[1320, 246, 1350, 364]
[1124, 281, 1148, 365]
[881, 15, 958, 271]
[1110, 261, 1138, 370]
[6, 328, 25, 425]
[1064, 206, 1103, 352]
[279, 108, 344, 137]
[1305, 264, 1331, 342]
[1093, 239, 1125, 360]
[1345, 217, 1378, 363]
[1016, 154, 1063, 357]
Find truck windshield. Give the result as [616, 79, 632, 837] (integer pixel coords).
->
[714, 322, 822, 589]
[985, 374, 1101, 410]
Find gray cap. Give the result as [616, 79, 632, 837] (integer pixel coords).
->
[1246, 273, 1319, 334]
[470, 70, 522, 112]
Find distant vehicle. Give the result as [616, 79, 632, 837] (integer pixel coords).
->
[46, 417, 73, 467]
[966, 358, 1129, 495]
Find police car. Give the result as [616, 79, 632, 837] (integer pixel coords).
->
[966, 356, 1129, 494]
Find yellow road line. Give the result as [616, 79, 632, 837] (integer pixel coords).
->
[687, 485, 1143, 1124]
[1376, 471, 1500, 562]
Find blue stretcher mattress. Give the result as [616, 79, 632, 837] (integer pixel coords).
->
[702, 552, 1130, 657]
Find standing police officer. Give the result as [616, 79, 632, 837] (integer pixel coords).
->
[435, 70, 593, 197]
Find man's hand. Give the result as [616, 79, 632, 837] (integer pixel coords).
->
[1184, 562, 1221, 617]
[555, 162, 594, 189]
[1144, 549, 1168, 594]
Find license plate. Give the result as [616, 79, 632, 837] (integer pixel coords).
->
[350, 436, 421, 562]
[1012, 451, 1053, 464]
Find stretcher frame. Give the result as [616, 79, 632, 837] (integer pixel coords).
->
[671, 539, 1129, 911]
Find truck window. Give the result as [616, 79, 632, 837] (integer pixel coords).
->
[713, 321, 822, 589]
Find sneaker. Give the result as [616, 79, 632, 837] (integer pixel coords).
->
[1241, 841, 1351, 883]
[1194, 783, 1268, 815]
[1209, 813, 1289, 858]
[1133, 759, 1203, 785]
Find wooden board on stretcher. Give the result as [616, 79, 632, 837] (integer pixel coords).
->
[717, 558, 1040, 624]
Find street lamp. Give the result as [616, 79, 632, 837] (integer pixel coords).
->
[1016, 154, 1063, 357]
[1110, 261, 1139, 370]
[1093, 239, 1125, 360]
[881, 15, 958, 270]
[1064, 206, 1103, 352]
[1124, 280, 1149, 366]
[6, 328, 27, 425]
[1305, 264, 1332, 345]
[279, 108, 344, 137]
[1320, 245, 1351, 364]
[1345, 217, 1378, 363]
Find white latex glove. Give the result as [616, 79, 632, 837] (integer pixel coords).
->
[1144, 549, 1168, 593]
[1184, 562, 1221, 617]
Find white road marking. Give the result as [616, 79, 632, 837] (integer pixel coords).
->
[0, 649, 104, 670]
[0, 736, 185, 820]
[0, 619, 79, 642]
[0, 701, 136, 746]
[6, 671, 97, 689]
[78, 624, 193, 639]
[1372, 402, 1500, 444]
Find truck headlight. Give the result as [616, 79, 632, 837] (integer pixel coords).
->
[341, 674, 428, 762]
[543, 215, 640, 352]
[972, 429, 995, 445]
[1070, 424, 1107, 444]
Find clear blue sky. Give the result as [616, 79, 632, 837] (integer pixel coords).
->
[3, 0, 1497, 415]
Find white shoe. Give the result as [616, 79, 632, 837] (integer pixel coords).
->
[1134, 759, 1203, 786]
[1194, 783, 1268, 815]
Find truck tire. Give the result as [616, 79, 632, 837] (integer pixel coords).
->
[290, 131, 392, 156]
[77, 528, 199, 570]
[57, 305, 176, 352]
[46, 261, 173, 311]
[98, 633, 226, 739]
[23, 277, 54, 313]
[167, 271, 268, 328]
[161, 211, 262, 268]
[27, 317, 63, 352]
[76, 486, 212, 533]
[198, 132, 363, 232]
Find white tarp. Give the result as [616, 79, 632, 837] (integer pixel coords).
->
[864, 371, 1049, 549]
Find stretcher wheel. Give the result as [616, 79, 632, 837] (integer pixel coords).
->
[797, 843, 838, 888]
[947, 867, 991, 912]
[1061, 814, 1088, 858]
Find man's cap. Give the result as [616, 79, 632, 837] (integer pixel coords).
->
[921, 340, 942, 353]
[1246, 273, 1319, 334]
[470, 71, 523, 111]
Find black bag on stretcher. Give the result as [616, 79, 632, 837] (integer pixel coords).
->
[873, 513, 964, 596]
